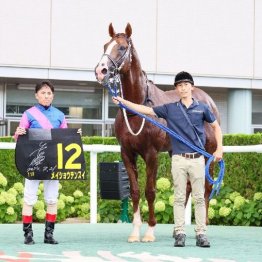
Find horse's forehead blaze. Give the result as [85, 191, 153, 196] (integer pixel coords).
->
[105, 36, 128, 54]
[115, 35, 128, 45]
[105, 40, 117, 55]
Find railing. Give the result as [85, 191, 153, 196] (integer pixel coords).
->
[1, 142, 262, 224]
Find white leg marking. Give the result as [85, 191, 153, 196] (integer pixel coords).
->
[128, 209, 142, 242]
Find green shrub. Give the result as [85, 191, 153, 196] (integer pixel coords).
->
[0, 134, 262, 225]
[0, 171, 261, 226]
[206, 185, 262, 226]
[0, 173, 23, 223]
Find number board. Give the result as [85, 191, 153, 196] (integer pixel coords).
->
[15, 128, 87, 180]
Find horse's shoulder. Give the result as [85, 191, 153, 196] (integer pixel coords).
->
[193, 87, 220, 121]
[193, 87, 213, 104]
[147, 84, 178, 105]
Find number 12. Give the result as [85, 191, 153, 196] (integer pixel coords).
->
[57, 143, 82, 169]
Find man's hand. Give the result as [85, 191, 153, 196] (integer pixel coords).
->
[213, 149, 223, 162]
[15, 127, 26, 136]
[112, 96, 124, 105]
[77, 128, 82, 136]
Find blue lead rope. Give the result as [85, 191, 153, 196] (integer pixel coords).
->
[106, 81, 225, 199]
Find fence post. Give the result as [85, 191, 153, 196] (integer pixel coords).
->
[90, 151, 98, 224]
[118, 198, 130, 223]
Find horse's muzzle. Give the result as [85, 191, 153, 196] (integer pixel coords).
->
[95, 64, 107, 83]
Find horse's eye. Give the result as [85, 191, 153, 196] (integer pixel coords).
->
[119, 46, 126, 51]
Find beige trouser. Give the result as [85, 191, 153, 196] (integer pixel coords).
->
[172, 154, 206, 235]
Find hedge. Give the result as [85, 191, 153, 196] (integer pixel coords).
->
[0, 133, 262, 225]
[0, 133, 262, 199]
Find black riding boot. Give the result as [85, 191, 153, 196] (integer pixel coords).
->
[44, 221, 58, 244]
[23, 223, 35, 245]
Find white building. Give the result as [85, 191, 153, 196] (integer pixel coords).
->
[0, 0, 262, 136]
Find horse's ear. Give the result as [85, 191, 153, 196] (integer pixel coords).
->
[109, 23, 116, 37]
[125, 23, 132, 38]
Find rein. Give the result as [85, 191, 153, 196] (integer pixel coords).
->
[101, 41, 146, 136]
[104, 77, 225, 199]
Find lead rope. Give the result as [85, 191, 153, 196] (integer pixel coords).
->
[105, 78, 225, 199]
[123, 107, 146, 136]
[107, 75, 145, 136]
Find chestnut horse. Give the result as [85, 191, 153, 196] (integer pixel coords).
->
[95, 23, 219, 242]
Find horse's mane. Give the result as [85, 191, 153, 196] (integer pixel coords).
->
[142, 70, 154, 85]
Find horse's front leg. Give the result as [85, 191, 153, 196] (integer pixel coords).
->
[121, 150, 142, 242]
[142, 153, 158, 242]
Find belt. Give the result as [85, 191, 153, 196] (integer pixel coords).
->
[177, 152, 202, 159]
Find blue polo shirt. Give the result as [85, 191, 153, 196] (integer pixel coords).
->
[153, 99, 216, 154]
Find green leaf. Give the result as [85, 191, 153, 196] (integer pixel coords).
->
[236, 212, 243, 219]
[163, 213, 170, 221]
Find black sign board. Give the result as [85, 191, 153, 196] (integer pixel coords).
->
[15, 128, 86, 180]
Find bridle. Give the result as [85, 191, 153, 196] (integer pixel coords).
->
[99, 37, 146, 136]
[99, 36, 132, 86]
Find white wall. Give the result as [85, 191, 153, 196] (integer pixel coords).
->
[0, 0, 51, 67]
[50, 0, 157, 71]
[254, 0, 262, 79]
[157, 0, 254, 78]
[0, 0, 261, 79]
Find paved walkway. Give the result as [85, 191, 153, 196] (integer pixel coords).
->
[1, 223, 261, 261]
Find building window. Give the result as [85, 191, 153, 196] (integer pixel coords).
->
[5, 84, 105, 136]
[6, 84, 103, 119]
[67, 123, 103, 136]
[108, 97, 119, 119]
[252, 90, 262, 133]
[253, 127, 262, 133]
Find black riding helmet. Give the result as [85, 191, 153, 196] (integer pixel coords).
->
[174, 71, 194, 86]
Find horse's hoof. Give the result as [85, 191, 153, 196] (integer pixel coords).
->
[128, 236, 140, 243]
[142, 235, 156, 242]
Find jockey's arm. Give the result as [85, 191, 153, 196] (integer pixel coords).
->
[112, 96, 155, 116]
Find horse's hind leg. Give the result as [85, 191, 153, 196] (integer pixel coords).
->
[142, 152, 158, 242]
[121, 150, 142, 242]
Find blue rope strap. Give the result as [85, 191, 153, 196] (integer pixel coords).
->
[105, 81, 225, 199]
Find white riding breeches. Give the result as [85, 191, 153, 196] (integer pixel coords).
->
[23, 179, 59, 205]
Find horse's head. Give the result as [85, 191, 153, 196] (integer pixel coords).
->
[95, 23, 133, 85]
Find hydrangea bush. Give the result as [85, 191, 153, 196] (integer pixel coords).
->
[140, 177, 174, 224]
[141, 178, 261, 226]
[0, 172, 23, 223]
[0, 172, 91, 223]
[0, 171, 261, 226]
[207, 186, 262, 226]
